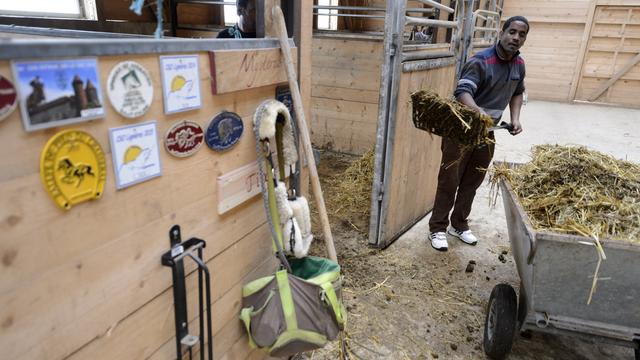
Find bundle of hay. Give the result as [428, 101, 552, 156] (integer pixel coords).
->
[411, 89, 494, 145]
[493, 145, 640, 243]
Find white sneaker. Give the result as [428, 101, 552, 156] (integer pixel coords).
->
[429, 232, 448, 251]
[448, 227, 478, 245]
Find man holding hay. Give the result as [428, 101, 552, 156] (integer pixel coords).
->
[429, 16, 529, 251]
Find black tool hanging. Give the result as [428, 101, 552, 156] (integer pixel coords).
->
[161, 225, 213, 360]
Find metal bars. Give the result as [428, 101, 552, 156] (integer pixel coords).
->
[415, 0, 455, 14]
[312, 4, 436, 26]
[314, 5, 435, 13]
[161, 225, 214, 360]
[405, 16, 458, 28]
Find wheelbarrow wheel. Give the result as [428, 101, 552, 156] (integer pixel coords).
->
[484, 283, 517, 359]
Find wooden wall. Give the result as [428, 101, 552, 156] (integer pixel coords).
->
[575, 3, 640, 107]
[310, 36, 383, 154]
[502, 0, 592, 102]
[0, 50, 285, 360]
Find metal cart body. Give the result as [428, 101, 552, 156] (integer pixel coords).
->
[483, 171, 640, 359]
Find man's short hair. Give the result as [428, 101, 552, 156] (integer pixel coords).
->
[237, 0, 249, 9]
[502, 16, 529, 34]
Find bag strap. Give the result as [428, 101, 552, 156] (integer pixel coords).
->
[239, 289, 277, 350]
[239, 307, 257, 349]
[276, 270, 298, 331]
[320, 282, 346, 327]
[260, 141, 292, 272]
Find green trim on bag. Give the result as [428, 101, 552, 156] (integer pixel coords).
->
[239, 307, 257, 349]
[239, 290, 276, 349]
[321, 282, 345, 326]
[269, 329, 328, 353]
[276, 270, 298, 330]
[242, 276, 275, 297]
[305, 270, 340, 286]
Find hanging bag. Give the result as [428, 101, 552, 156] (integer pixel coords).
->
[240, 100, 345, 357]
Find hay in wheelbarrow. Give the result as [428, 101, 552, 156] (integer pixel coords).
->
[492, 144, 640, 243]
[411, 89, 494, 145]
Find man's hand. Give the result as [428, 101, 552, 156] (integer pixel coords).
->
[509, 119, 522, 135]
[509, 93, 524, 135]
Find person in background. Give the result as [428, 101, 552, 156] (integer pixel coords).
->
[216, 0, 256, 39]
[428, 16, 529, 251]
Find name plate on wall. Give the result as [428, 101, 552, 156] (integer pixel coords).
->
[209, 48, 297, 95]
[217, 159, 292, 214]
[217, 162, 261, 215]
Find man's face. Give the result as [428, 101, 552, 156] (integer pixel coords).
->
[238, 0, 257, 33]
[499, 21, 528, 54]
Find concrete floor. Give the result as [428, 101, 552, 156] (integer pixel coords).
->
[494, 100, 640, 163]
[397, 100, 640, 359]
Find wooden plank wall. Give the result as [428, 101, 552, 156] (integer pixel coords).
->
[310, 37, 383, 154]
[502, 0, 592, 101]
[380, 63, 457, 245]
[576, 4, 640, 107]
[0, 52, 282, 360]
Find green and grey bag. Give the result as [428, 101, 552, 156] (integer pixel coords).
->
[240, 257, 345, 357]
[242, 100, 345, 357]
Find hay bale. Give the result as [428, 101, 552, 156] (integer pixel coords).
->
[411, 89, 493, 145]
[493, 145, 640, 243]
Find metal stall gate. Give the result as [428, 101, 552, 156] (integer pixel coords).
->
[369, 0, 502, 248]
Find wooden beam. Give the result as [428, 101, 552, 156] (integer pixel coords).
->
[299, 0, 313, 197]
[569, 0, 597, 101]
[0, 16, 156, 35]
[605, 8, 633, 101]
[95, 0, 106, 21]
[588, 51, 640, 101]
[596, 0, 640, 5]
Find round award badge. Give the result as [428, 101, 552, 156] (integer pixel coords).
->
[40, 130, 107, 210]
[107, 61, 154, 118]
[164, 120, 204, 157]
[0, 75, 18, 122]
[205, 111, 244, 152]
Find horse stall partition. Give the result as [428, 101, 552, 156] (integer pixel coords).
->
[0, 37, 298, 360]
[371, 60, 457, 248]
[368, 0, 467, 248]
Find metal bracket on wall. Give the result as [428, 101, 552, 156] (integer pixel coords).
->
[161, 225, 214, 360]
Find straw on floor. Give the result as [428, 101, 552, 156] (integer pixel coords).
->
[326, 149, 375, 234]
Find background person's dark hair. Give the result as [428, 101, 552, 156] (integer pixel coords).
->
[502, 16, 529, 34]
[237, 0, 249, 9]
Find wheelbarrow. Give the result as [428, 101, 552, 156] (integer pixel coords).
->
[483, 164, 640, 359]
